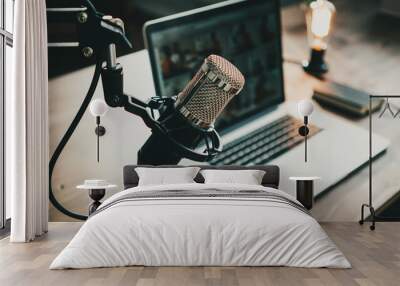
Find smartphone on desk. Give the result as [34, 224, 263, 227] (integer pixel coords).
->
[312, 81, 383, 117]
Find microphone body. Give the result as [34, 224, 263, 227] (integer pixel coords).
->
[138, 55, 244, 165]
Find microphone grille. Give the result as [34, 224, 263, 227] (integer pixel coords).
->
[206, 54, 245, 91]
[176, 55, 245, 128]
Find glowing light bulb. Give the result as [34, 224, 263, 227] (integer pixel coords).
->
[311, 4, 332, 38]
[302, 0, 335, 75]
[306, 0, 335, 50]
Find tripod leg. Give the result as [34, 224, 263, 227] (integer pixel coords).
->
[359, 204, 365, 225]
[369, 206, 376, 231]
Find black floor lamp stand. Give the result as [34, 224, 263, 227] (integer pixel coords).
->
[359, 95, 400, 230]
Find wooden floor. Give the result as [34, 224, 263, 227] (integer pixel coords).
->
[0, 222, 399, 286]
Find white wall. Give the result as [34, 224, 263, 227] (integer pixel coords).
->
[49, 50, 156, 221]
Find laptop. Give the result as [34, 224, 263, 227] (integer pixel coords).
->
[143, 0, 389, 196]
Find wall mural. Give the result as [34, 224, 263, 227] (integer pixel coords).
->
[48, 0, 399, 223]
[49, 0, 289, 221]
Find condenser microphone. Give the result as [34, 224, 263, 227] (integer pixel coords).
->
[138, 54, 245, 165]
[175, 54, 245, 129]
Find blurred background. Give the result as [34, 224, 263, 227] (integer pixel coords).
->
[46, 0, 299, 77]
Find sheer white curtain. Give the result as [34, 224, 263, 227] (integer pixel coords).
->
[9, 0, 49, 242]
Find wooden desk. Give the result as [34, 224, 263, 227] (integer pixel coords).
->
[281, 0, 400, 221]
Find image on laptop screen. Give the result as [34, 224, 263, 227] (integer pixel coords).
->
[146, 0, 284, 130]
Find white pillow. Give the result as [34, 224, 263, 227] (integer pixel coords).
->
[200, 169, 266, 185]
[135, 167, 200, 186]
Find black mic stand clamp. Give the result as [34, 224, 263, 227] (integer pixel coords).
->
[47, 0, 132, 58]
[95, 13, 222, 164]
[100, 57, 223, 164]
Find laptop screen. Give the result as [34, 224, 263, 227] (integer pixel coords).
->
[145, 0, 284, 130]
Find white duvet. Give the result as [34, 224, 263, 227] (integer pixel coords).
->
[50, 183, 350, 269]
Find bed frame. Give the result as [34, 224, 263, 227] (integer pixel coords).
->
[123, 165, 280, 189]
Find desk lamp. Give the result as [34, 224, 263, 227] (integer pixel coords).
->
[302, 0, 336, 76]
[298, 100, 314, 162]
[89, 99, 108, 162]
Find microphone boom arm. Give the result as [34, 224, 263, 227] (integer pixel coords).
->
[100, 46, 176, 132]
[101, 42, 223, 163]
[47, 0, 158, 127]
[47, 0, 223, 221]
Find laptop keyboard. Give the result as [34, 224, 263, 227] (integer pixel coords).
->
[210, 115, 321, 166]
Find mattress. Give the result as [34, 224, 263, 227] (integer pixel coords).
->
[50, 183, 350, 269]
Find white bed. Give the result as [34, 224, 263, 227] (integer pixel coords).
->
[50, 183, 350, 269]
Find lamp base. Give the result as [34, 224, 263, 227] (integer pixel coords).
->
[303, 49, 328, 77]
[95, 125, 106, 136]
[298, 125, 309, 137]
